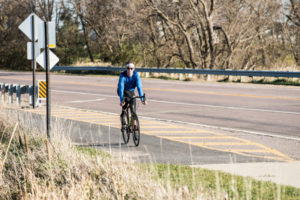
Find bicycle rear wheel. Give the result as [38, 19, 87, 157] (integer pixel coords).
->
[132, 114, 140, 146]
[121, 111, 130, 144]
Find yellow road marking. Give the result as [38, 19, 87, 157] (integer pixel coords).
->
[139, 121, 167, 125]
[16, 106, 294, 162]
[53, 113, 115, 117]
[49, 111, 115, 117]
[28, 109, 81, 114]
[142, 126, 183, 129]
[164, 136, 232, 139]
[248, 142, 293, 161]
[230, 152, 293, 162]
[96, 122, 120, 125]
[88, 119, 119, 122]
[53, 112, 102, 116]
[193, 142, 256, 146]
[144, 130, 213, 134]
[26, 109, 65, 113]
[158, 135, 294, 162]
[51, 110, 102, 114]
[66, 115, 114, 119]
[232, 149, 268, 153]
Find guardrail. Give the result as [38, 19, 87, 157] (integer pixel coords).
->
[0, 82, 36, 105]
[52, 66, 300, 78]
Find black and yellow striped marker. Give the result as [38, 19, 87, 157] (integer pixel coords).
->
[38, 81, 47, 99]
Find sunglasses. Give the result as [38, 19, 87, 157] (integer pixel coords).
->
[127, 67, 134, 70]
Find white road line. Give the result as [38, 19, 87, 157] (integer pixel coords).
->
[52, 89, 116, 98]
[67, 98, 105, 103]
[150, 99, 300, 115]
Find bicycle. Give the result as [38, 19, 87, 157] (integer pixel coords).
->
[120, 94, 146, 146]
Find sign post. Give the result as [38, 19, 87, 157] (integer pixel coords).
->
[35, 22, 59, 140]
[19, 13, 59, 140]
[31, 15, 36, 108]
[18, 13, 42, 108]
[45, 21, 51, 140]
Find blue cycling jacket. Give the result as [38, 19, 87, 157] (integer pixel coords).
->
[118, 70, 144, 103]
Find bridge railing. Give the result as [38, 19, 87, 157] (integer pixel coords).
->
[52, 66, 300, 78]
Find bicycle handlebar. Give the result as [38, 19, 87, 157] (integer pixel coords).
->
[125, 93, 146, 102]
[134, 93, 146, 101]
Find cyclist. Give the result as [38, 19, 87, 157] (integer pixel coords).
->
[117, 61, 147, 128]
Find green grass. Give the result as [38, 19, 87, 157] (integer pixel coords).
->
[142, 163, 300, 200]
[250, 79, 300, 86]
[218, 77, 300, 86]
[151, 75, 179, 81]
[75, 146, 111, 158]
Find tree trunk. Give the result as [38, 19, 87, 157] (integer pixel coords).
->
[79, 15, 94, 63]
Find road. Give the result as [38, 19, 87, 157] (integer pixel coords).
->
[1, 70, 300, 164]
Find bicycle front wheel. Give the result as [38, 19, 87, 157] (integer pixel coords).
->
[121, 111, 130, 144]
[132, 115, 140, 146]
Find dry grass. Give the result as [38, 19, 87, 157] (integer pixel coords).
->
[0, 108, 211, 200]
[1, 106, 299, 200]
[73, 60, 113, 67]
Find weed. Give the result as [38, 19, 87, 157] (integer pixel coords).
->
[142, 163, 300, 200]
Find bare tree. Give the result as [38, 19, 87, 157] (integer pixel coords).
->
[284, 0, 300, 66]
[214, 0, 282, 69]
[286, 0, 300, 27]
[1, 0, 298, 70]
[68, 0, 94, 62]
[69, 0, 141, 64]
[144, 0, 217, 69]
[30, 0, 55, 21]
[0, 0, 35, 69]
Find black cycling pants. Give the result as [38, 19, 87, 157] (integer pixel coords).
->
[120, 91, 136, 124]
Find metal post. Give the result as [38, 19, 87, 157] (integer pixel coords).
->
[35, 85, 40, 107]
[1, 83, 4, 103]
[29, 85, 33, 105]
[9, 84, 13, 104]
[45, 21, 51, 140]
[32, 15, 36, 108]
[17, 84, 21, 105]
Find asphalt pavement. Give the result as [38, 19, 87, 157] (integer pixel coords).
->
[1, 70, 300, 188]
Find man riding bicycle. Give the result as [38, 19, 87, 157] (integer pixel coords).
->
[117, 61, 147, 128]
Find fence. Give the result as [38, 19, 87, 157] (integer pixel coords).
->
[0, 83, 35, 105]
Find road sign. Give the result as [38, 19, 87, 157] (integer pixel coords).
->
[38, 22, 56, 49]
[36, 50, 59, 70]
[18, 13, 43, 41]
[38, 80, 47, 99]
[27, 42, 40, 60]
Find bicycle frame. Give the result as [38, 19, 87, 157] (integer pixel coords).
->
[122, 94, 145, 126]
[120, 94, 145, 146]
[122, 94, 146, 109]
